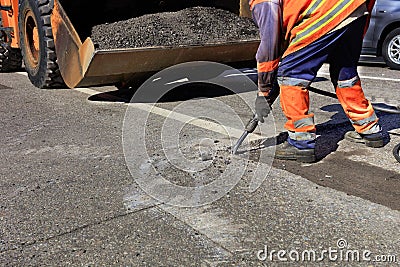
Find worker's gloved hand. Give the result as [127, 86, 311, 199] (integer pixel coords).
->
[255, 95, 272, 123]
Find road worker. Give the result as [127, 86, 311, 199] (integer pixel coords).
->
[250, 0, 383, 163]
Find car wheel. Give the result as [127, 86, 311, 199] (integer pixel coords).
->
[393, 143, 400, 163]
[382, 28, 400, 70]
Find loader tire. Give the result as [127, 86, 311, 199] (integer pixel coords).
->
[0, 44, 22, 72]
[18, 0, 65, 88]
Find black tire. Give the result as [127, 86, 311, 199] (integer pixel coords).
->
[0, 44, 22, 72]
[18, 0, 65, 88]
[382, 28, 400, 70]
[393, 143, 400, 163]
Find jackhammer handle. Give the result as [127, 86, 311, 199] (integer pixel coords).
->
[245, 114, 260, 133]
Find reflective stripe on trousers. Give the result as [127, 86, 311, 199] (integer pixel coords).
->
[336, 78, 380, 134]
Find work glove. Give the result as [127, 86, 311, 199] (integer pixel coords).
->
[255, 95, 272, 123]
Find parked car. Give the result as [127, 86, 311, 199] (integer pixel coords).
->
[362, 0, 400, 69]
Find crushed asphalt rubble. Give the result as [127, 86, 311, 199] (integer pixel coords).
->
[149, 139, 234, 187]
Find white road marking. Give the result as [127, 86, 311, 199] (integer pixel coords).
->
[224, 73, 256, 78]
[132, 103, 265, 141]
[16, 71, 28, 76]
[73, 87, 102, 96]
[165, 78, 189, 85]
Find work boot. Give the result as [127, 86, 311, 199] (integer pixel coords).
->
[344, 131, 384, 148]
[275, 141, 316, 163]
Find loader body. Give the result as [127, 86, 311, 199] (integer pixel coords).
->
[0, 0, 258, 88]
[0, 0, 19, 48]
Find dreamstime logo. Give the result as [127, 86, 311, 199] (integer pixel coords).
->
[257, 238, 398, 263]
[122, 61, 276, 207]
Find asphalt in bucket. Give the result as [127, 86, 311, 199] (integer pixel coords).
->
[90, 6, 259, 50]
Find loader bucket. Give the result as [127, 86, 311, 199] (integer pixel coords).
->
[51, 0, 260, 88]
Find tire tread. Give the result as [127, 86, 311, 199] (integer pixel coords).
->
[19, 0, 65, 88]
[0, 45, 23, 72]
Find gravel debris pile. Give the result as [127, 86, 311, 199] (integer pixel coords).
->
[91, 6, 259, 50]
[149, 142, 233, 187]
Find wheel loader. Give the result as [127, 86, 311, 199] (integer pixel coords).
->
[0, 0, 258, 89]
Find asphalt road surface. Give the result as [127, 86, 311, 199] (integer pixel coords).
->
[1, 61, 399, 266]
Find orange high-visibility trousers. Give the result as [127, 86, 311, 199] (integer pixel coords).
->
[277, 16, 380, 140]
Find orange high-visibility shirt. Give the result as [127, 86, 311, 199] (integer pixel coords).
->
[249, 0, 368, 57]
